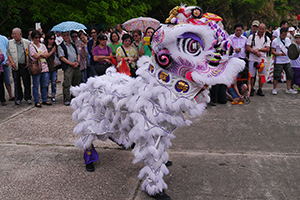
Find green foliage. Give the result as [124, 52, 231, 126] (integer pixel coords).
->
[0, 0, 152, 37]
[0, 0, 298, 37]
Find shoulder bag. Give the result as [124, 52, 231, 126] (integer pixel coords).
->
[28, 44, 42, 75]
[120, 46, 137, 77]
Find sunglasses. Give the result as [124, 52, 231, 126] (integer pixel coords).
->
[133, 35, 139, 37]
[34, 37, 40, 39]
[101, 39, 107, 40]
[71, 35, 78, 38]
[91, 31, 97, 34]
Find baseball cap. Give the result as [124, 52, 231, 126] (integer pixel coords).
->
[288, 27, 295, 32]
[252, 20, 260, 27]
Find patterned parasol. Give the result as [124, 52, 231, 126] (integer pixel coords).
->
[123, 17, 161, 33]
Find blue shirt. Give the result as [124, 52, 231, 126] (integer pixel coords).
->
[0, 35, 8, 65]
[243, 29, 254, 38]
[87, 39, 95, 66]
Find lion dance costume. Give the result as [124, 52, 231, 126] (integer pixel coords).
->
[71, 5, 245, 200]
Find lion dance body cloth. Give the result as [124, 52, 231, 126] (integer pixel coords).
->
[71, 5, 245, 199]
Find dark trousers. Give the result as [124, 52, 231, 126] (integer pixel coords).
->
[0, 72, 5, 102]
[87, 65, 97, 78]
[12, 64, 31, 102]
[63, 66, 81, 102]
[210, 84, 227, 104]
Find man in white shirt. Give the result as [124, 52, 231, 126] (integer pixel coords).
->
[271, 28, 297, 94]
[287, 27, 295, 42]
[272, 20, 288, 40]
[228, 23, 247, 60]
[246, 23, 271, 96]
[116, 24, 127, 43]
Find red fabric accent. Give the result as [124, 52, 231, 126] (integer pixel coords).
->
[110, 55, 117, 67]
[260, 74, 266, 83]
[119, 58, 131, 76]
[179, 8, 190, 18]
[185, 71, 194, 82]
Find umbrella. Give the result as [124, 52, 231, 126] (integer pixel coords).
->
[123, 17, 160, 33]
[51, 21, 87, 32]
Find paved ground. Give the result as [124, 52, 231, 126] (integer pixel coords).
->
[0, 67, 300, 200]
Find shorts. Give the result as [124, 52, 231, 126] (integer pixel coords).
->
[274, 63, 294, 80]
[3, 65, 11, 84]
[249, 61, 266, 78]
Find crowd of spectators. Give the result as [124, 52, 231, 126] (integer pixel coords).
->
[210, 20, 300, 106]
[0, 24, 154, 107]
[0, 20, 299, 108]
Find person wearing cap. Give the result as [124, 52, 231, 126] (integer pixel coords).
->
[246, 23, 271, 96]
[272, 20, 288, 40]
[243, 20, 259, 39]
[271, 28, 296, 95]
[290, 33, 300, 90]
[288, 27, 296, 42]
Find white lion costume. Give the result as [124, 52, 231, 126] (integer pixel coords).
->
[71, 5, 245, 200]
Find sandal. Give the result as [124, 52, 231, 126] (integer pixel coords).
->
[42, 101, 52, 106]
[35, 103, 42, 108]
[9, 97, 15, 101]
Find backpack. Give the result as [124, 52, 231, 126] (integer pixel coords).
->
[250, 32, 268, 48]
[245, 30, 251, 38]
[59, 42, 78, 71]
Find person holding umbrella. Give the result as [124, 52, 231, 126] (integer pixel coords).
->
[57, 31, 81, 106]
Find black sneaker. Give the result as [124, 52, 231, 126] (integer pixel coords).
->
[42, 101, 52, 106]
[130, 142, 136, 149]
[86, 163, 95, 172]
[165, 161, 173, 167]
[250, 88, 255, 96]
[257, 88, 265, 96]
[209, 101, 217, 106]
[149, 192, 171, 200]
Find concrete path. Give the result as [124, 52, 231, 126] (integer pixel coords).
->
[0, 68, 300, 200]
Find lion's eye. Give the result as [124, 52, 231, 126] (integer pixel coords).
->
[177, 33, 204, 56]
